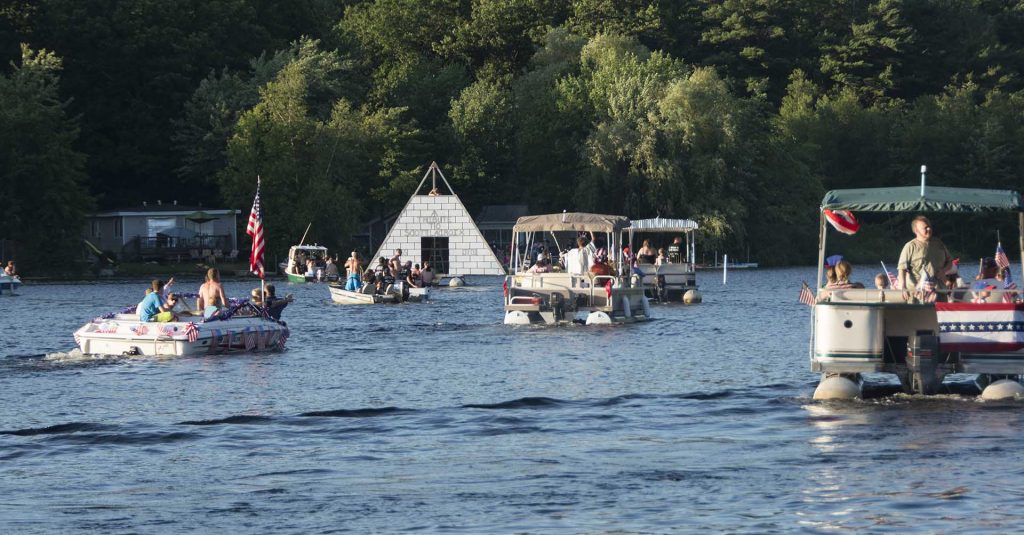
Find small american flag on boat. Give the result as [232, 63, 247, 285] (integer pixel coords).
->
[799, 282, 815, 306]
[936, 302, 1024, 353]
[996, 242, 1011, 270]
[185, 322, 199, 343]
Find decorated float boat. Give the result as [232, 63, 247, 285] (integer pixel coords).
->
[74, 299, 289, 357]
[809, 176, 1024, 400]
[280, 245, 331, 283]
[503, 213, 649, 325]
[0, 273, 21, 293]
[327, 282, 429, 304]
[628, 217, 702, 304]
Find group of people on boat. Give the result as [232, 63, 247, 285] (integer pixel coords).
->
[522, 233, 687, 278]
[287, 252, 339, 282]
[339, 249, 435, 295]
[822, 215, 1019, 303]
[135, 268, 292, 323]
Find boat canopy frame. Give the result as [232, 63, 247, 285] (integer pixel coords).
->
[816, 184, 1024, 289]
[627, 217, 699, 265]
[510, 212, 631, 275]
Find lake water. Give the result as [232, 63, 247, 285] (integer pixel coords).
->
[3, 268, 1024, 532]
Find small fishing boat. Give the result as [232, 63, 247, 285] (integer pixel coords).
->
[327, 282, 429, 304]
[504, 213, 649, 325]
[628, 217, 701, 303]
[280, 245, 331, 283]
[0, 273, 21, 293]
[74, 300, 289, 356]
[808, 173, 1024, 400]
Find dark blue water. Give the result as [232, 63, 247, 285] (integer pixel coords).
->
[3, 269, 1024, 532]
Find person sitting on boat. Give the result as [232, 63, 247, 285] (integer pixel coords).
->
[996, 267, 1017, 303]
[324, 256, 339, 281]
[667, 237, 683, 263]
[655, 248, 668, 266]
[590, 251, 613, 278]
[874, 273, 888, 290]
[637, 239, 656, 264]
[897, 215, 952, 294]
[304, 258, 319, 280]
[622, 246, 635, 268]
[197, 268, 229, 319]
[344, 252, 362, 291]
[264, 284, 293, 320]
[139, 280, 178, 322]
[529, 257, 552, 273]
[820, 260, 864, 300]
[406, 265, 423, 287]
[421, 262, 435, 285]
[3, 260, 15, 275]
[250, 288, 264, 306]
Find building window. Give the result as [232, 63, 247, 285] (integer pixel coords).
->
[114, 218, 122, 237]
[91, 220, 100, 238]
[421, 237, 449, 274]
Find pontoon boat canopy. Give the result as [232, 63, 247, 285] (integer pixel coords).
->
[821, 186, 1023, 212]
[513, 213, 631, 233]
[629, 217, 699, 232]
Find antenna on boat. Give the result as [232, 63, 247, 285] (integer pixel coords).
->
[920, 165, 927, 197]
[562, 210, 567, 223]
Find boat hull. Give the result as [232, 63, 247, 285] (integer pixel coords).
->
[328, 285, 397, 304]
[503, 273, 650, 325]
[74, 314, 288, 357]
[0, 274, 21, 291]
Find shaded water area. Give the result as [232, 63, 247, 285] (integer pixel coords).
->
[3, 268, 1024, 532]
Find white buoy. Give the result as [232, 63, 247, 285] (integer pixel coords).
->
[683, 289, 702, 304]
[813, 375, 861, 400]
[503, 311, 531, 325]
[980, 379, 1024, 400]
[585, 311, 612, 325]
[448, 276, 465, 287]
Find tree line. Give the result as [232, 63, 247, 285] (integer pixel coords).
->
[3, 0, 1024, 272]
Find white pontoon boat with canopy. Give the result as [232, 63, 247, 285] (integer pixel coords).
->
[810, 180, 1024, 400]
[628, 217, 701, 303]
[504, 213, 649, 325]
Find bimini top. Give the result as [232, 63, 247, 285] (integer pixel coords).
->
[821, 186, 1023, 212]
[513, 213, 631, 233]
[630, 217, 699, 232]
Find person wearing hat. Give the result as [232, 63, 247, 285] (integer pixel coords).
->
[970, 257, 1002, 302]
[897, 215, 952, 295]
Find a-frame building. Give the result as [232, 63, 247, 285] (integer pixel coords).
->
[371, 162, 505, 276]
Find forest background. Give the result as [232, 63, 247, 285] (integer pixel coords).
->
[3, 0, 1024, 273]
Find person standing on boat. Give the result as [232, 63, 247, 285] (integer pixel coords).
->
[897, 215, 952, 293]
[344, 252, 362, 291]
[421, 261, 435, 286]
[667, 237, 683, 263]
[389, 248, 403, 274]
[3, 260, 15, 275]
[324, 256, 339, 282]
[197, 268, 228, 319]
[637, 240, 657, 264]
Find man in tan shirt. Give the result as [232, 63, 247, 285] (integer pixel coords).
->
[898, 215, 952, 293]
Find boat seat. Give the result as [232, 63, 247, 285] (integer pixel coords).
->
[360, 283, 374, 294]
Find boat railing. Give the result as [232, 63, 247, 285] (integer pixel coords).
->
[823, 287, 1020, 304]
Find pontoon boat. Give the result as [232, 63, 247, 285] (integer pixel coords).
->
[809, 180, 1024, 400]
[504, 213, 650, 325]
[628, 217, 702, 303]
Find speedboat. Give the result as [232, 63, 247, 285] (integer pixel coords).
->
[503, 213, 649, 325]
[280, 245, 332, 283]
[808, 176, 1024, 400]
[628, 217, 702, 303]
[0, 273, 20, 293]
[328, 282, 429, 304]
[74, 300, 289, 356]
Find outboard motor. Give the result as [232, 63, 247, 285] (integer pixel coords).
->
[907, 334, 941, 395]
[550, 292, 565, 322]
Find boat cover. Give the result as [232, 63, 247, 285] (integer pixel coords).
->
[513, 213, 631, 233]
[630, 217, 699, 232]
[821, 186, 1023, 212]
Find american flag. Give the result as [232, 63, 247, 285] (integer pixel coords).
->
[244, 329, 257, 351]
[995, 242, 1011, 270]
[880, 261, 900, 290]
[185, 322, 199, 343]
[247, 177, 265, 279]
[799, 282, 815, 306]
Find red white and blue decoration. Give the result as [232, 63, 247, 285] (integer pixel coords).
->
[824, 209, 860, 235]
[936, 302, 1024, 353]
[247, 177, 265, 279]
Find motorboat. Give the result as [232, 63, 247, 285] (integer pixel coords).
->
[74, 300, 289, 356]
[808, 176, 1024, 400]
[0, 273, 20, 294]
[503, 212, 650, 325]
[628, 217, 701, 303]
[328, 282, 429, 304]
[279, 245, 333, 283]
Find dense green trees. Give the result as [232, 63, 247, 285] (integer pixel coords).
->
[4, 0, 1024, 268]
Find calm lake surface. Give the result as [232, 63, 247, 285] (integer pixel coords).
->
[3, 268, 1024, 533]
